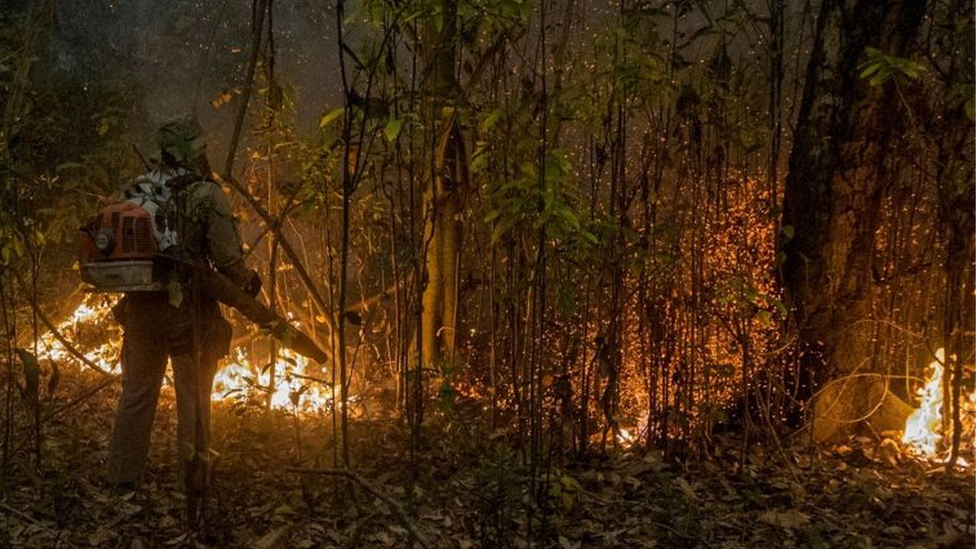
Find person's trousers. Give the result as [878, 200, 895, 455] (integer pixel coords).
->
[106, 334, 217, 495]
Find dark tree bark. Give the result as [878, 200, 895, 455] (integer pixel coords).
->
[780, 0, 928, 439]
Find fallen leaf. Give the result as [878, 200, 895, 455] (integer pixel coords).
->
[88, 527, 118, 546]
[673, 477, 696, 500]
[253, 526, 290, 549]
[558, 535, 581, 549]
[759, 509, 810, 530]
[374, 531, 395, 546]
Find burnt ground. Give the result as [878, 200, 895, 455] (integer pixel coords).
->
[2, 368, 974, 549]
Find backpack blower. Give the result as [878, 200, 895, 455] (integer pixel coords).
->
[77, 178, 329, 364]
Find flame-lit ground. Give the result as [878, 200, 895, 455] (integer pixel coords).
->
[216, 346, 336, 412]
[37, 295, 976, 459]
[39, 294, 336, 412]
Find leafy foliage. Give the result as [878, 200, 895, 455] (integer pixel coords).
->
[858, 46, 927, 86]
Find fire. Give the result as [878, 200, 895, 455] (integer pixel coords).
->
[38, 296, 335, 413]
[902, 348, 976, 461]
[39, 295, 122, 375]
[215, 345, 336, 412]
[903, 350, 945, 455]
[616, 426, 635, 447]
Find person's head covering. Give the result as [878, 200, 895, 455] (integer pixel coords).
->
[155, 115, 206, 166]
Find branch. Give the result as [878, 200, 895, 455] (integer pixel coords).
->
[286, 467, 430, 549]
[0, 0, 53, 143]
[223, 0, 269, 176]
[44, 376, 116, 421]
[13, 271, 117, 380]
[214, 173, 332, 330]
[33, 302, 117, 380]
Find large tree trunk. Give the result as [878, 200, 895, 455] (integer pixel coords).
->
[781, 0, 928, 440]
[420, 0, 466, 368]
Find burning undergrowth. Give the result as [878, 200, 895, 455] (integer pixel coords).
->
[37, 293, 337, 414]
[35, 293, 976, 467]
[902, 349, 976, 466]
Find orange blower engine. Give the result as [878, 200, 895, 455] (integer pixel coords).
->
[76, 192, 332, 363]
[78, 201, 165, 292]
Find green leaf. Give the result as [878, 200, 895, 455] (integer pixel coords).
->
[560, 474, 584, 493]
[757, 310, 772, 327]
[580, 230, 599, 245]
[384, 117, 403, 142]
[16, 348, 39, 398]
[858, 47, 927, 87]
[481, 108, 504, 132]
[319, 107, 344, 128]
[484, 209, 503, 223]
[780, 224, 794, 241]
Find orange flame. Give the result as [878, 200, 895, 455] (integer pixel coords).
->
[903, 350, 946, 455]
[902, 348, 976, 463]
[39, 295, 122, 374]
[39, 296, 335, 413]
[215, 346, 335, 412]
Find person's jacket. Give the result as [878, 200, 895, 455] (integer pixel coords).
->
[113, 168, 248, 359]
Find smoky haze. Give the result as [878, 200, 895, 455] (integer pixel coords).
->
[49, 0, 342, 170]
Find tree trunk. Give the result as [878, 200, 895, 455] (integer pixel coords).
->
[420, 0, 466, 369]
[780, 0, 928, 440]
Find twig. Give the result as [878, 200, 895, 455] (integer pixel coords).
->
[215, 173, 333, 329]
[286, 467, 430, 549]
[0, 501, 81, 549]
[223, 0, 269, 177]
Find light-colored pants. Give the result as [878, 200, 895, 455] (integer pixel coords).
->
[107, 336, 217, 495]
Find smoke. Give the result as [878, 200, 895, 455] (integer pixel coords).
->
[48, 0, 341, 168]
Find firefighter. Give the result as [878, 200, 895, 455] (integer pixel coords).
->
[106, 115, 259, 524]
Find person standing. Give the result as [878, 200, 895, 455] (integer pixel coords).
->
[106, 115, 259, 525]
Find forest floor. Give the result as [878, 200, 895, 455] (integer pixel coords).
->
[2, 369, 974, 549]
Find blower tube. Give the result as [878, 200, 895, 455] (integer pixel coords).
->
[197, 268, 329, 364]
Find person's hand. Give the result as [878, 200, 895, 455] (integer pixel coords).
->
[244, 269, 262, 298]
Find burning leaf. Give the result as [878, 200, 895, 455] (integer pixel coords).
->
[211, 88, 241, 108]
